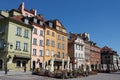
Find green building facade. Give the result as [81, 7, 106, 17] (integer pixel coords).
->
[0, 16, 33, 71]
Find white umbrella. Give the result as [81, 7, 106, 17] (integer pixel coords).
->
[62, 59, 64, 70]
[50, 56, 54, 72]
[67, 56, 70, 71]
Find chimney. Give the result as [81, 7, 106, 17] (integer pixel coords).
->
[30, 9, 37, 16]
[18, 2, 24, 12]
[69, 32, 75, 38]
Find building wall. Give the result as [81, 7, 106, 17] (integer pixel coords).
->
[44, 28, 57, 61]
[90, 45, 101, 65]
[74, 37, 85, 68]
[84, 41, 91, 71]
[31, 24, 44, 69]
[7, 21, 32, 71]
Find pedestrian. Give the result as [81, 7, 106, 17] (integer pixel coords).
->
[24, 66, 26, 72]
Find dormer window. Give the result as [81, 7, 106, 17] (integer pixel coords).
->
[33, 18, 37, 23]
[49, 22, 53, 27]
[39, 20, 43, 26]
[24, 18, 29, 24]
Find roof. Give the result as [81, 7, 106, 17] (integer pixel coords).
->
[9, 15, 33, 29]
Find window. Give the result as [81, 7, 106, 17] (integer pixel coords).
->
[58, 43, 61, 48]
[33, 28, 37, 34]
[52, 32, 55, 36]
[46, 50, 50, 56]
[49, 22, 53, 27]
[58, 52, 60, 58]
[16, 61, 21, 67]
[39, 40, 43, 46]
[16, 27, 21, 36]
[33, 38, 37, 45]
[52, 51, 54, 57]
[39, 21, 43, 26]
[62, 52, 64, 58]
[24, 19, 29, 24]
[81, 54, 83, 58]
[46, 39, 50, 46]
[47, 30, 50, 35]
[33, 49, 36, 55]
[62, 44, 64, 50]
[79, 53, 81, 58]
[62, 36, 64, 41]
[0, 25, 6, 33]
[39, 50, 43, 56]
[58, 35, 61, 40]
[34, 18, 37, 23]
[24, 29, 28, 38]
[24, 43, 28, 52]
[16, 41, 20, 50]
[51, 41, 55, 47]
[75, 53, 77, 57]
[40, 30, 43, 36]
[81, 46, 83, 51]
[0, 39, 4, 48]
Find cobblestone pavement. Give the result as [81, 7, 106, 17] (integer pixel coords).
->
[0, 71, 120, 80]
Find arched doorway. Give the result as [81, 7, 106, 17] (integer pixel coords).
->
[0, 59, 3, 69]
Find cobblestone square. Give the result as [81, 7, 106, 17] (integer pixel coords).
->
[0, 71, 120, 80]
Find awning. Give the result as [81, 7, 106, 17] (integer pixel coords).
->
[14, 55, 31, 60]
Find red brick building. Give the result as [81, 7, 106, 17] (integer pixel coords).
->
[90, 41, 101, 71]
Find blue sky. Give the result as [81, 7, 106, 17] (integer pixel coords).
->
[0, 0, 120, 54]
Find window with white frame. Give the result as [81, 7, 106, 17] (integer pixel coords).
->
[58, 35, 61, 40]
[79, 53, 81, 58]
[40, 30, 43, 36]
[62, 52, 64, 58]
[81, 46, 83, 51]
[16, 41, 20, 50]
[34, 18, 37, 23]
[46, 50, 50, 56]
[39, 21, 43, 26]
[33, 28, 37, 34]
[24, 18, 29, 24]
[58, 43, 61, 48]
[39, 50, 43, 56]
[52, 32, 55, 36]
[33, 38, 37, 45]
[24, 29, 29, 38]
[49, 22, 53, 27]
[62, 44, 64, 50]
[16, 27, 21, 36]
[24, 43, 28, 51]
[33, 49, 36, 55]
[62, 36, 64, 41]
[46, 39, 50, 46]
[39, 40, 43, 46]
[51, 40, 55, 47]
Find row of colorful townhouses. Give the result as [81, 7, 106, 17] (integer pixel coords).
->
[0, 3, 120, 72]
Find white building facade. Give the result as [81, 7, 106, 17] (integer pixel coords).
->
[74, 37, 85, 69]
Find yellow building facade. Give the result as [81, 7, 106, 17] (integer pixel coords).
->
[44, 20, 68, 70]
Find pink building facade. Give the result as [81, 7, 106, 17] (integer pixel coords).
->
[18, 2, 45, 69]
